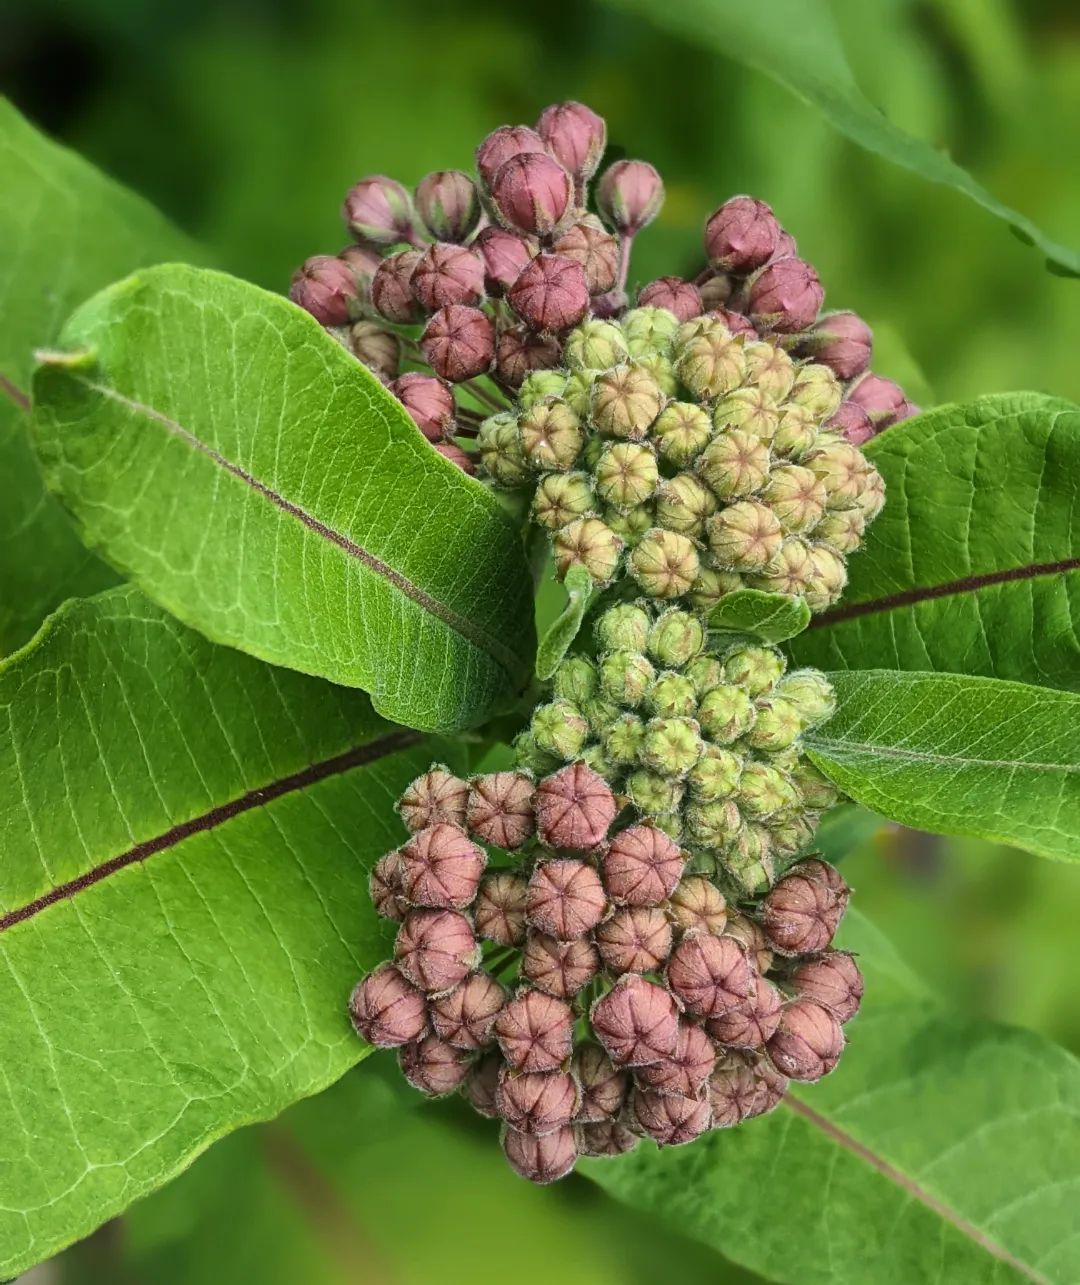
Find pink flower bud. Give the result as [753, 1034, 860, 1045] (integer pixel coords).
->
[537, 101, 607, 184]
[466, 771, 536, 849]
[596, 160, 664, 235]
[709, 1051, 782, 1126]
[474, 225, 538, 294]
[390, 373, 456, 442]
[826, 399, 875, 446]
[630, 1087, 712, 1146]
[495, 326, 562, 388]
[399, 822, 486, 910]
[463, 1051, 503, 1117]
[421, 305, 496, 382]
[747, 1056, 788, 1118]
[522, 931, 600, 999]
[705, 976, 783, 1049]
[411, 242, 486, 310]
[789, 950, 864, 1023]
[572, 1044, 629, 1123]
[590, 974, 679, 1067]
[397, 766, 469, 832]
[665, 932, 753, 1020]
[747, 256, 823, 333]
[433, 442, 476, 475]
[760, 859, 849, 956]
[371, 250, 424, 324]
[289, 255, 363, 326]
[415, 169, 482, 243]
[348, 963, 427, 1047]
[767, 997, 845, 1081]
[795, 310, 873, 380]
[394, 907, 479, 995]
[638, 276, 703, 322]
[508, 253, 590, 333]
[635, 1020, 716, 1099]
[535, 762, 617, 851]
[501, 1123, 578, 1184]
[667, 875, 728, 938]
[526, 858, 607, 940]
[602, 823, 686, 907]
[724, 912, 774, 974]
[699, 271, 734, 311]
[368, 850, 405, 921]
[576, 1119, 640, 1157]
[399, 1034, 471, 1096]
[594, 905, 673, 975]
[429, 971, 506, 1049]
[552, 216, 619, 295]
[704, 196, 781, 273]
[339, 242, 383, 284]
[707, 306, 757, 338]
[475, 124, 547, 189]
[342, 175, 417, 246]
[474, 870, 529, 946]
[344, 321, 401, 382]
[494, 987, 575, 1073]
[491, 152, 573, 238]
[496, 1067, 581, 1135]
[846, 371, 909, 428]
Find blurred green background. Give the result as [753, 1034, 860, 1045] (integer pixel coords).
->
[4, 0, 1078, 1280]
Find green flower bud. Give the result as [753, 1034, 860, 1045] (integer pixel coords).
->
[651, 812, 684, 843]
[626, 769, 685, 816]
[603, 502, 655, 547]
[645, 672, 699, 719]
[519, 370, 569, 409]
[804, 544, 848, 612]
[751, 535, 815, 598]
[789, 362, 843, 419]
[697, 430, 771, 502]
[706, 500, 783, 572]
[600, 649, 656, 707]
[564, 318, 630, 373]
[772, 404, 819, 461]
[641, 716, 704, 778]
[788, 758, 841, 811]
[593, 441, 659, 511]
[622, 306, 680, 358]
[687, 567, 743, 612]
[684, 655, 725, 695]
[595, 602, 651, 653]
[738, 761, 799, 819]
[581, 694, 623, 730]
[513, 730, 562, 777]
[713, 386, 781, 443]
[762, 464, 828, 533]
[697, 684, 756, 744]
[553, 655, 599, 706]
[724, 643, 785, 696]
[726, 824, 776, 896]
[746, 697, 804, 752]
[685, 798, 742, 849]
[629, 528, 701, 599]
[650, 402, 712, 467]
[743, 340, 795, 401]
[808, 441, 869, 510]
[519, 401, 585, 472]
[654, 473, 718, 538]
[532, 699, 590, 760]
[590, 364, 665, 440]
[777, 670, 836, 726]
[812, 508, 866, 555]
[562, 369, 594, 418]
[636, 353, 679, 398]
[478, 412, 531, 487]
[581, 742, 616, 778]
[766, 812, 818, 859]
[552, 517, 624, 584]
[687, 745, 742, 801]
[647, 608, 705, 667]
[674, 322, 747, 399]
[851, 464, 886, 521]
[603, 712, 647, 764]
[531, 470, 596, 530]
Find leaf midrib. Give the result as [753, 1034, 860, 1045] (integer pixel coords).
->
[807, 734, 1078, 776]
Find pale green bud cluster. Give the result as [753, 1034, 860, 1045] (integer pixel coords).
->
[514, 600, 841, 896]
[478, 309, 885, 613]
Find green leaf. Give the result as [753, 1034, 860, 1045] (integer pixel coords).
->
[0, 97, 204, 654]
[535, 564, 596, 681]
[585, 911, 1080, 1285]
[606, 0, 1080, 276]
[805, 670, 1080, 863]
[31, 264, 535, 732]
[791, 394, 1080, 691]
[708, 588, 811, 644]
[0, 586, 449, 1278]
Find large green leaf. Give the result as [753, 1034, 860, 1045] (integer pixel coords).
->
[792, 395, 1080, 691]
[31, 264, 535, 732]
[805, 671, 1080, 863]
[606, 0, 1080, 276]
[585, 909, 1080, 1285]
[0, 97, 204, 654]
[0, 586, 447, 1278]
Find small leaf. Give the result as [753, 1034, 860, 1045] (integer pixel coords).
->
[31, 264, 535, 732]
[0, 586, 451, 1277]
[792, 394, 1080, 691]
[606, 0, 1080, 275]
[535, 564, 596, 680]
[806, 670, 1080, 862]
[708, 588, 811, 643]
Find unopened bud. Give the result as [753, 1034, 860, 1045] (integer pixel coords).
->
[553, 215, 619, 295]
[705, 196, 781, 272]
[724, 643, 785, 696]
[602, 824, 686, 906]
[744, 697, 803, 753]
[341, 320, 401, 381]
[598, 649, 655, 707]
[595, 602, 651, 653]
[630, 1086, 712, 1146]
[537, 100, 607, 184]
[432, 442, 477, 471]
[851, 464, 886, 522]
[421, 305, 496, 382]
[348, 963, 428, 1047]
[743, 339, 796, 401]
[478, 413, 531, 487]
[638, 277, 703, 323]
[644, 609, 703, 668]
[369, 850, 405, 921]
[697, 684, 755, 744]
[713, 386, 781, 443]
[596, 905, 674, 975]
[667, 874, 727, 937]
[290, 255, 364, 326]
[789, 361, 843, 419]
[390, 373, 456, 443]
[552, 516, 624, 584]
[508, 254, 590, 332]
[748, 257, 823, 333]
[684, 655, 725, 695]
[725, 913, 774, 974]
[763, 465, 828, 534]
[400, 823, 486, 909]
[709, 305, 758, 338]
[684, 797, 740, 849]
[847, 371, 908, 428]
[788, 758, 841, 812]
[523, 931, 601, 998]
[564, 317, 628, 372]
[767, 998, 845, 1081]
[394, 908, 480, 995]
[492, 152, 573, 237]
[475, 871, 529, 946]
[475, 124, 547, 188]
[466, 771, 536, 849]
[576, 1120, 640, 1157]
[707, 976, 783, 1049]
[399, 1034, 471, 1097]
[414, 169, 481, 243]
[627, 769, 684, 817]
[646, 672, 698, 719]
[778, 670, 836, 726]
[412, 242, 485, 310]
[666, 932, 752, 1020]
[650, 401, 712, 467]
[603, 712, 646, 765]
[397, 767, 469, 832]
[527, 858, 608, 939]
[804, 543, 848, 612]
[629, 528, 700, 599]
[590, 364, 664, 440]
[496, 326, 562, 388]
[572, 1044, 629, 1123]
[520, 404, 585, 477]
[495, 987, 575, 1073]
[430, 971, 506, 1049]
[795, 311, 872, 380]
[675, 322, 747, 399]
[636, 1021, 717, 1099]
[738, 761, 799, 819]
[813, 507, 866, 555]
[698, 429, 771, 501]
[512, 731, 562, 779]
[343, 175, 417, 246]
[789, 950, 864, 1022]
[641, 716, 703, 778]
[518, 371, 568, 411]
[706, 499, 783, 572]
[474, 225, 538, 295]
[531, 698, 589, 761]
[761, 859, 849, 955]
[501, 1123, 578, 1184]
[687, 746, 742, 802]
[370, 250, 424, 324]
[590, 973, 679, 1066]
[594, 441, 660, 512]
[827, 399, 875, 447]
[772, 404, 819, 461]
[497, 1066, 581, 1136]
[463, 1051, 503, 1118]
[596, 159, 665, 235]
[622, 306, 680, 358]
[709, 1051, 787, 1125]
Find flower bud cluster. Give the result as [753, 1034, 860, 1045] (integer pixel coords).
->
[350, 762, 861, 1184]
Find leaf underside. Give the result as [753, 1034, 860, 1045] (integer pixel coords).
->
[708, 588, 811, 644]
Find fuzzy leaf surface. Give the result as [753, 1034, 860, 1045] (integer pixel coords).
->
[708, 588, 811, 644]
[535, 564, 596, 680]
[0, 586, 446, 1277]
[31, 265, 535, 731]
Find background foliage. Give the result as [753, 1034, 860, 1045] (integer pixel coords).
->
[3, 0, 1079, 1281]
